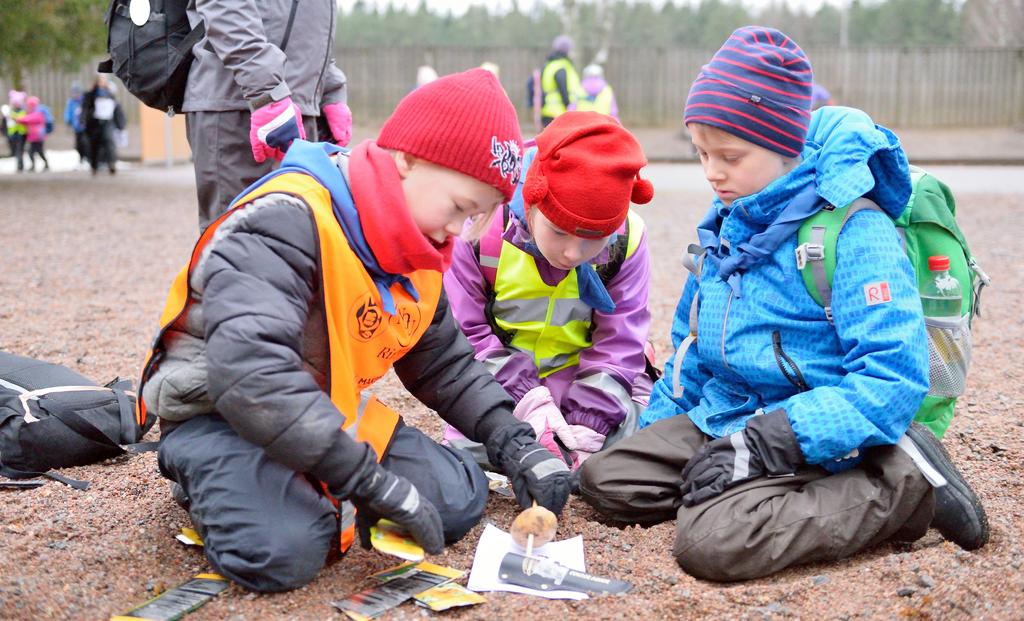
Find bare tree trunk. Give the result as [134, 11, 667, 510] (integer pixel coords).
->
[962, 0, 1024, 46]
[592, 0, 614, 66]
[561, 0, 580, 65]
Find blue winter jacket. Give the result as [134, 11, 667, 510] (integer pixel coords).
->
[640, 107, 929, 473]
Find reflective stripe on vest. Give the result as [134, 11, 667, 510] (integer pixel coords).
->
[489, 210, 644, 377]
[138, 170, 442, 553]
[574, 86, 614, 115]
[337, 392, 395, 551]
[541, 58, 580, 118]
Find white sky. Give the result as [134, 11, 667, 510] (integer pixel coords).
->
[337, 0, 838, 17]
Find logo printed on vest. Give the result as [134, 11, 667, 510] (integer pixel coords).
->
[392, 303, 422, 347]
[863, 281, 892, 306]
[351, 294, 383, 341]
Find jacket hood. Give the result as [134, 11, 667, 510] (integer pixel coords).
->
[804, 106, 911, 218]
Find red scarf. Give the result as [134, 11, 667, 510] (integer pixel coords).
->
[349, 140, 452, 273]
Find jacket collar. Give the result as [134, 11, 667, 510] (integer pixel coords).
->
[278, 140, 419, 314]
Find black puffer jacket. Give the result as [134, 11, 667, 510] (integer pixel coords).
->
[154, 192, 520, 498]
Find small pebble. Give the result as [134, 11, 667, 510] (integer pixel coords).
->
[896, 587, 916, 597]
[917, 573, 935, 588]
[812, 575, 829, 586]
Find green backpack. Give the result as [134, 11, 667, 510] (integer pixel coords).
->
[795, 166, 990, 438]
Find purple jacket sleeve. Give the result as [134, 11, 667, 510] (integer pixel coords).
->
[562, 228, 652, 435]
[443, 238, 541, 401]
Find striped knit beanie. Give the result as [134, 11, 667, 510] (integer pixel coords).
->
[378, 68, 523, 201]
[684, 26, 813, 158]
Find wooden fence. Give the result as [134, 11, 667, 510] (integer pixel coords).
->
[6, 46, 1023, 129]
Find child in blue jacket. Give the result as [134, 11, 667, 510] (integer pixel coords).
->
[579, 26, 988, 581]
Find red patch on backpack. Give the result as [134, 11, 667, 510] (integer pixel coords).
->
[863, 281, 892, 306]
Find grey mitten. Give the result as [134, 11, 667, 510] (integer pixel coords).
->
[486, 423, 572, 514]
[349, 464, 444, 555]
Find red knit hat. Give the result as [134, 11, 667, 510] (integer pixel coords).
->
[377, 68, 523, 202]
[522, 111, 653, 239]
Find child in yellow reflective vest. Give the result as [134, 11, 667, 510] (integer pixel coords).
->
[444, 111, 656, 471]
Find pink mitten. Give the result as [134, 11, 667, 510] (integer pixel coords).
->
[249, 97, 305, 163]
[567, 425, 606, 471]
[322, 101, 353, 147]
[441, 423, 467, 446]
[513, 386, 577, 458]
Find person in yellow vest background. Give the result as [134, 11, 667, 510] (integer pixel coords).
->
[137, 69, 571, 593]
[6, 90, 28, 173]
[540, 35, 581, 127]
[443, 111, 656, 472]
[570, 64, 619, 121]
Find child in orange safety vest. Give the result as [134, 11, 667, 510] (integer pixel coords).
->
[138, 69, 572, 593]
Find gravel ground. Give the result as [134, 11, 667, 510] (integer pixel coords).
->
[1, 163, 1022, 620]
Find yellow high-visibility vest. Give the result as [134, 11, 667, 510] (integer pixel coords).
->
[574, 85, 614, 116]
[487, 210, 644, 377]
[540, 57, 580, 119]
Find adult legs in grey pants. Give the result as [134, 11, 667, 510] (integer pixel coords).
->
[186, 111, 318, 232]
[579, 414, 934, 581]
[158, 414, 488, 592]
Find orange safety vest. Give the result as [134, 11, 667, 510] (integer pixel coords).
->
[138, 170, 443, 552]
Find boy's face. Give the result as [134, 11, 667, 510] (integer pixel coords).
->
[394, 153, 505, 246]
[529, 208, 611, 270]
[688, 123, 797, 207]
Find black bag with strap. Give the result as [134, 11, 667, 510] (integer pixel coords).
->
[98, 0, 204, 114]
[0, 352, 156, 490]
[98, 0, 301, 115]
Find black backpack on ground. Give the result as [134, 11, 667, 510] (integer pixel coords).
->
[98, 0, 204, 114]
[0, 352, 156, 490]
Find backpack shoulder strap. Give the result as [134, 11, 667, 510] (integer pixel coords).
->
[474, 204, 511, 287]
[670, 243, 705, 399]
[796, 198, 884, 323]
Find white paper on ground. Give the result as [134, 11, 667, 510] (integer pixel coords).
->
[466, 523, 588, 600]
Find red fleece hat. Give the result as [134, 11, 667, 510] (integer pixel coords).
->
[523, 111, 653, 238]
[377, 68, 523, 202]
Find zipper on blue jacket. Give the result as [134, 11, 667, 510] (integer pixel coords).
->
[772, 330, 810, 392]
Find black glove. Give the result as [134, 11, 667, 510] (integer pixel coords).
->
[486, 423, 572, 514]
[680, 409, 803, 507]
[349, 464, 445, 555]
